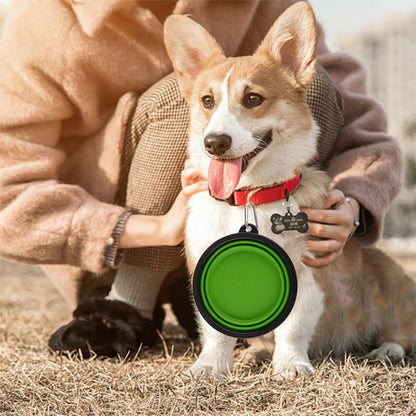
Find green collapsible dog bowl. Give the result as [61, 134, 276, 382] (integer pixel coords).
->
[193, 226, 297, 338]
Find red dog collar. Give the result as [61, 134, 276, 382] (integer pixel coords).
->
[220, 175, 301, 206]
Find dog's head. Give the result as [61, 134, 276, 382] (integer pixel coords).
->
[164, 2, 318, 200]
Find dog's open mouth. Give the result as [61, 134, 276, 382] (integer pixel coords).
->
[208, 130, 272, 200]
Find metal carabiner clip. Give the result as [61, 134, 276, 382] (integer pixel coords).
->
[244, 188, 261, 232]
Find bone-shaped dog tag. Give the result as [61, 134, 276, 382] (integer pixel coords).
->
[271, 207, 308, 234]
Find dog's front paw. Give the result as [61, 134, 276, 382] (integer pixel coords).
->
[241, 339, 274, 366]
[273, 361, 315, 381]
[365, 342, 405, 364]
[186, 357, 232, 378]
[187, 362, 215, 378]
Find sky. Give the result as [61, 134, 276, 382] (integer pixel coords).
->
[1, 0, 416, 49]
[310, 0, 416, 49]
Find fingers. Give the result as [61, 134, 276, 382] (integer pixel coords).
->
[302, 208, 350, 227]
[302, 218, 350, 268]
[304, 237, 343, 253]
[302, 219, 349, 268]
[181, 163, 208, 197]
[324, 188, 346, 209]
[306, 221, 350, 242]
[181, 180, 208, 197]
[302, 250, 341, 267]
[184, 159, 192, 170]
[301, 189, 357, 268]
[181, 166, 204, 188]
[302, 229, 345, 268]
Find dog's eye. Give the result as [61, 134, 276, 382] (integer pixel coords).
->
[201, 95, 215, 109]
[243, 93, 265, 108]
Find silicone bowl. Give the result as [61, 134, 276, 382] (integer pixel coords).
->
[193, 231, 297, 338]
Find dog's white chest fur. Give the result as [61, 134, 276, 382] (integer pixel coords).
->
[185, 189, 325, 378]
[186, 191, 307, 267]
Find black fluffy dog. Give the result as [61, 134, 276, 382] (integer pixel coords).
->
[48, 298, 162, 358]
[48, 264, 198, 359]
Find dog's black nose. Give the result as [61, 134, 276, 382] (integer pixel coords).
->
[204, 134, 232, 156]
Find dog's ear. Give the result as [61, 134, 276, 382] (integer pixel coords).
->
[164, 15, 225, 98]
[256, 2, 317, 90]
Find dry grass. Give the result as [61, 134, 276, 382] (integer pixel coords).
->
[1, 243, 416, 416]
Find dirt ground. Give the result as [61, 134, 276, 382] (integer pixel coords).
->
[0, 240, 415, 415]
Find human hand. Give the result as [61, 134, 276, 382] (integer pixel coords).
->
[119, 164, 207, 249]
[160, 164, 208, 246]
[301, 190, 359, 267]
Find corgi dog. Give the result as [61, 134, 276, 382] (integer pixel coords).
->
[164, 2, 416, 379]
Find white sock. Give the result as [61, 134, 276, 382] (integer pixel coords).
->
[107, 263, 167, 319]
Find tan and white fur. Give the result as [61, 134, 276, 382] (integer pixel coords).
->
[164, 2, 416, 379]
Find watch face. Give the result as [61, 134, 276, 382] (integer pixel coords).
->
[193, 233, 297, 338]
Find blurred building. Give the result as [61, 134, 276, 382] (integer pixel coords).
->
[337, 12, 416, 149]
[338, 12, 416, 238]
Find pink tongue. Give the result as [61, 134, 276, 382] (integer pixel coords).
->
[208, 157, 243, 200]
